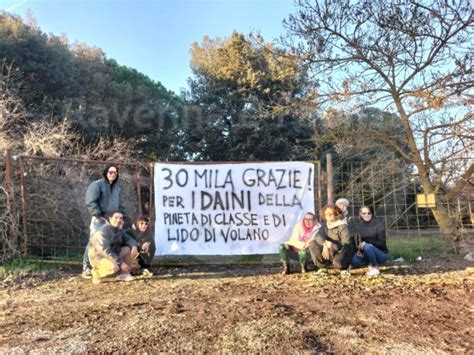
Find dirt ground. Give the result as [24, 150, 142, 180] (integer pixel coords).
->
[0, 257, 473, 353]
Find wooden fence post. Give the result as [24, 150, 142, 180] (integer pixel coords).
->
[135, 163, 142, 216]
[326, 153, 334, 205]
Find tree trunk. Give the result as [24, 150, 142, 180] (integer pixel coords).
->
[416, 166, 473, 255]
[430, 201, 474, 255]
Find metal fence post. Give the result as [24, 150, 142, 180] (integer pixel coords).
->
[5, 149, 17, 251]
[316, 160, 322, 214]
[19, 157, 28, 255]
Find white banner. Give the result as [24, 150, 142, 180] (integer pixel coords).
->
[154, 162, 315, 255]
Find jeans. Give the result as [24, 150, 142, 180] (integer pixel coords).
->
[352, 243, 388, 268]
[83, 216, 107, 271]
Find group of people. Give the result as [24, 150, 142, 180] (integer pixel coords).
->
[81, 165, 387, 283]
[280, 198, 389, 277]
[81, 164, 155, 284]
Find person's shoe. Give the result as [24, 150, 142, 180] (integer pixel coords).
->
[116, 272, 136, 282]
[366, 267, 380, 277]
[281, 261, 290, 275]
[81, 269, 92, 279]
[142, 268, 153, 278]
[340, 269, 351, 277]
[314, 268, 328, 277]
[91, 269, 102, 285]
[300, 262, 307, 274]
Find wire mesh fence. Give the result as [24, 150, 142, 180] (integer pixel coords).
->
[0, 154, 472, 262]
[331, 161, 472, 231]
[329, 160, 473, 256]
[16, 156, 151, 260]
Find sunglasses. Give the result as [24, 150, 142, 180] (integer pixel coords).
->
[108, 170, 118, 175]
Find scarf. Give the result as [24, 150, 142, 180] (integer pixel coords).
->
[300, 220, 316, 242]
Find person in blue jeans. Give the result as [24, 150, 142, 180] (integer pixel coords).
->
[81, 164, 127, 279]
[352, 205, 389, 277]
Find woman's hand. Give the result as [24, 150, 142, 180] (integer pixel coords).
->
[142, 242, 151, 253]
[119, 262, 131, 274]
[130, 246, 139, 259]
[358, 241, 366, 251]
[322, 246, 331, 260]
[322, 240, 333, 260]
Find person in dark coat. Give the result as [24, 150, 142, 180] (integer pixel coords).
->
[352, 205, 389, 277]
[82, 164, 126, 278]
[126, 215, 155, 274]
[308, 205, 354, 277]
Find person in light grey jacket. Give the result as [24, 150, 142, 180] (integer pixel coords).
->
[82, 164, 126, 278]
[88, 212, 138, 284]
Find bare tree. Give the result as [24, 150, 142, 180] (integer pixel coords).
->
[284, 0, 473, 251]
